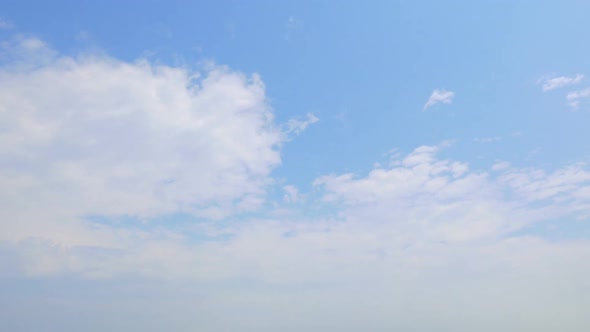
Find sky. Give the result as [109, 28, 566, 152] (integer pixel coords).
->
[1, 1, 590, 331]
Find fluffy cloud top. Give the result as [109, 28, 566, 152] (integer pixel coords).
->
[0, 36, 292, 251]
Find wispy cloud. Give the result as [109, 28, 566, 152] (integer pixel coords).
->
[566, 87, 590, 111]
[541, 74, 584, 91]
[316, 143, 590, 241]
[0, 36, 286, 230]
[423, 89, 454, 110]
[285, 112, 319, 136]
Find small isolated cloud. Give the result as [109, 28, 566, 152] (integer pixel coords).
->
[541, 74, 584, 91]
[423, 89, 454, 110]
[285, 112, 319, 136]
[566, 87, 590, 111]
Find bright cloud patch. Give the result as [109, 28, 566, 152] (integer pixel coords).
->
[423, 88, 454, 110]
[541, 74, 584, 91]
[316, 144, 590, 239]
[318, 148, 590, 248]
[0, 36, 289, 250]
[6, 143, 584, 331]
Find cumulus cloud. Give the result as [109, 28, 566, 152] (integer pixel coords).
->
[2, 36, 590, 332]
[423, 88, 454, 110]
[6, 143, 590, 331]
[7, 122, 590, 280]
[541, 74, 584, 91]
[2, 139, 590, 331]
[0, 35, 292, 251]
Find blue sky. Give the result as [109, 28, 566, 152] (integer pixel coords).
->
[1, 1, 590, 331]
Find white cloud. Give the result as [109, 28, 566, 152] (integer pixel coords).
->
[8, 135, 590, 281]
[541, 74, 584, 91]
[0, 36, 290, 249]
[566, 87, 590, 110]
[423, 89, 454, 110]
[315, 143, 590, 242]
[2, 36, 590, 332]
[498, 163, 590, 203]
[537, 74, 589, 110]
[2, 139, 590, 331]
[7, 143, 590, 331]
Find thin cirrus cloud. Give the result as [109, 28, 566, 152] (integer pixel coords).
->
[541, 74, 584, 91]
[423, 88, 455, 110]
